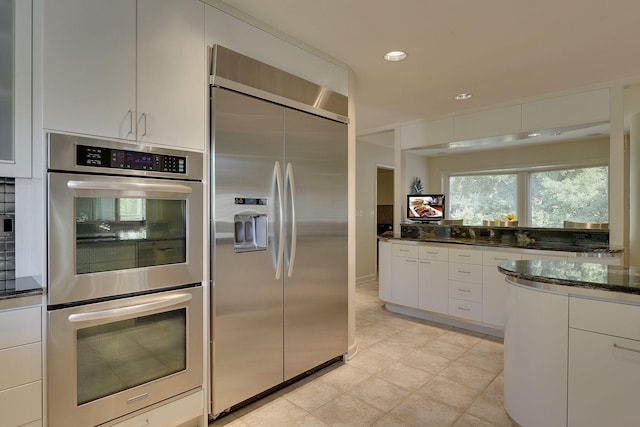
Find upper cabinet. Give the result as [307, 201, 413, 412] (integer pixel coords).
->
[0, 0, 32, 178]
[43, 0, 205, 151]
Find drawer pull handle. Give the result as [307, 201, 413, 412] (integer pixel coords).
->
[420, 261, 431, 264]
[494, 257, 508, 261]
[399, 249, 409, 252]
[457, 288, 471, 292]
[458, 270, 471, 274]
[458, 306, 471, 311]
[458, 254, 471, 258]
[427, 251, 438, 254]
[613, 343, 640, 354]
[406, 259, 417, 263]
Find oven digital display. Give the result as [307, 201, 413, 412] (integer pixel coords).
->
[76, 145, 186, 174]
[126, 152, 154, 167]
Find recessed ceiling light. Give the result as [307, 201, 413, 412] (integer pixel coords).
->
[454, 93, 472, 101]
[528, 132, 542, 137]
[384, 51, 407, 62]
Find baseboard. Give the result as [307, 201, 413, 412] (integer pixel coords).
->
[356, 274, 377, 285]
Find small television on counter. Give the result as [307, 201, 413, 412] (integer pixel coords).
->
[407, 194, 445, 221]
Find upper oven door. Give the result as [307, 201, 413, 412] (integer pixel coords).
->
[48, 172, 203, 306]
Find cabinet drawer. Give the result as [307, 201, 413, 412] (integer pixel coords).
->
[419, 245, 448, 261]
[449, 281, 482, 303]
[0, 342, 41, 390]
[111, 390, 203, 427]
[448, 298, 482, 321]
[449, 248, 483, 264]
[392, 244, 419, 258]
[0, 306, 41, 350]
[448, 262, 483, 283]
[482, 250, 521, 266]
[570, 297, 640, 340]
[0, 381, 42, 427]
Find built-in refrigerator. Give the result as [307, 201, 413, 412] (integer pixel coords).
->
[209, 46, 349, 417]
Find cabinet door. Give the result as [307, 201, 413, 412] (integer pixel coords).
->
[391, 256, 419, 308]
[0, 0, 31, 177]
[136, 0, 205, 150]
[568, 328, 640, 427]
[418, 259, 448, 313]
[378, 241, 392, 301]
[482, 250, 521, 327]
[43, 0, 136, 140]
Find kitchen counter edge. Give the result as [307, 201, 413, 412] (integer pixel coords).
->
[0, 276, 44, 309]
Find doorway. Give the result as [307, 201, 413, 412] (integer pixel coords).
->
[376, 166, 394, 269]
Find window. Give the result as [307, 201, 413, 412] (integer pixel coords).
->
[529, 166, 608, 227]
[449, 174, 517, 225]
[447, 165, 608, 227]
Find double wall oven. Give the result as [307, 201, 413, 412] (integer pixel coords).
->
[46, 133, 204, 427]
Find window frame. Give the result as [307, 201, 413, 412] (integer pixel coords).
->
[442, 159, 609, 227]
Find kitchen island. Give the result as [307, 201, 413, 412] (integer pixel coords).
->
[498, 260, 640, 427]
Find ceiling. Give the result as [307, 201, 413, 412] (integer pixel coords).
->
[215, 0, 640, 139]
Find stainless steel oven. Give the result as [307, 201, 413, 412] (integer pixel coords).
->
[47, 133, 204, 306]
[46, 133, 205, 426]
[47, 285, 204, 427]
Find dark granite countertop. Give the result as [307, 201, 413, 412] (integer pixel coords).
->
[498, 260, 640, 295]
[380, 236, 623, 255]
[0, 276, 44, 301]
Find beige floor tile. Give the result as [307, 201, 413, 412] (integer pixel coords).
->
[287, 414, 331, 427]
[421, 338, 469, 360]
[482, 372, 504, 405]
[390, 394, 463, 427]
[457, 346, 504, 375]
[313, 394, 385, 427]
[439, 360, 498, 391]
[371, 413, 416, 427]
[283, 379, 342, 412]
[401, 346, 453, 375]
[377, 361, 433, 390]
[453, 413, 501, 427]
[318, 363, 371, 393]
[367, 339, 418, 360]
[465, 394, 514, 426]
[346, 348, 395, 374]
[236, 398, 308, 427]
[210, 414, 250, 426]
[418, 376, 481, 410]
[406, 321, 449, 339]
[348, 376, 412, 412]
[438, 330, 484, 348]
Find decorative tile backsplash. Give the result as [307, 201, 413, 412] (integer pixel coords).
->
[0, 177, 15, 291]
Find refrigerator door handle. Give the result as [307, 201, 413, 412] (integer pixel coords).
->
[286, 162, 297, 278]
[275, 161, 285, 279]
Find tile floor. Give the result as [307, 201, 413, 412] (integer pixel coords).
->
[211, 281, 513, 427]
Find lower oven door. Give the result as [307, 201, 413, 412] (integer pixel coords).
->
[47, 286, 203, 427]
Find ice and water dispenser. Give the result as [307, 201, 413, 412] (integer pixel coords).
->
[233, 197, 268, 253]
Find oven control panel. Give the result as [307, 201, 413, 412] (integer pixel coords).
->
[77, 145, 186, 174]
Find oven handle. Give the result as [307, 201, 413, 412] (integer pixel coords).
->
[67, 180, 193, 194]
[67, 293, 193, 324]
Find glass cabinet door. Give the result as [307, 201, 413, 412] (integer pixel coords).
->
[0, 0, 31, 177]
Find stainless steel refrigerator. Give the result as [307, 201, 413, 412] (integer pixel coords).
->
[209, 46, 348, 417]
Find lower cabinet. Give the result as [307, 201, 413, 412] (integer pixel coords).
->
[567, 297, 640, 427]
[0, 305, 42, 427]
[391, 255, 419, 307]
[482, 250, 521, 327]
[418, 258, 448, 313]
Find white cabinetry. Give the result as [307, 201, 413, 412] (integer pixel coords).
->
[567, 297, 640, 427]
[418, 245, 448, 313]
[482, 250, 521, 327]
[378, 240, 392, 301]
[43, 0, 205, 151]
[0, 0, 31, 177]
[390, 244, 419, 307]
[0, 305, 42, 427]
[448, 247, 483, 321]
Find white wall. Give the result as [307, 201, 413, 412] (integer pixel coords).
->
[355, 140, 393, 283]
